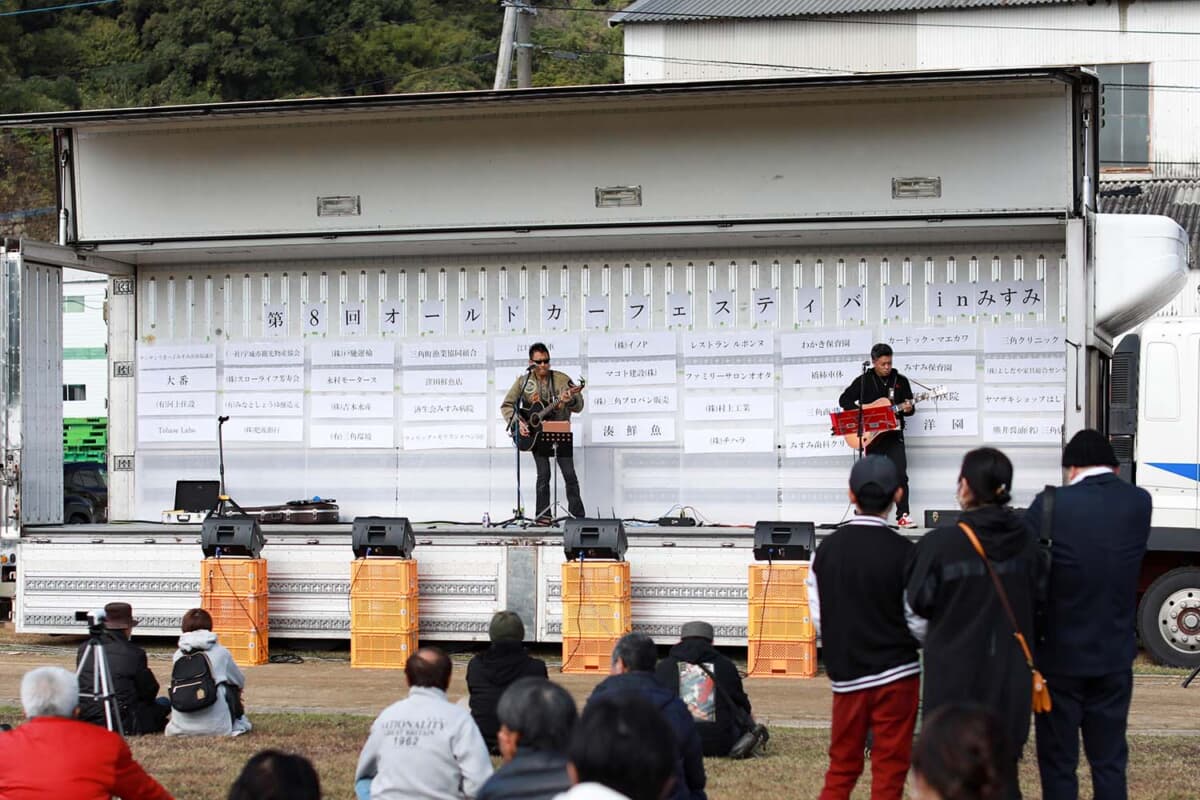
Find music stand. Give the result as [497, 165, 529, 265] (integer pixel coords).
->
[830, 406, 898, 452]
[541, 420, 573, 522]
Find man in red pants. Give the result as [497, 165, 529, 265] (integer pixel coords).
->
[806, 456, 922, 799]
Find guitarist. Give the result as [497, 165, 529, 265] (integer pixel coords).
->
[500, 342, 585, 525]
[838, 343, 916, 528]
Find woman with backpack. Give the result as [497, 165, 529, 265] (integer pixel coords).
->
[165, 608, 251, 736]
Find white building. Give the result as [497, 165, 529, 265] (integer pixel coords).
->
[62, 267, 108, 419]
[614, 0, 1200, 180]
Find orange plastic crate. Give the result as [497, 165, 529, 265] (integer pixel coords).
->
[561, 636, 619, 674]
[561, 561, 631, 601]
[201, 593, 268, 633]
[350, 595, 419, 633]
[747, 601, 815, 641]
[351, 631, 418, 669]
[201, 558, 268, 597]
[561, 598, 632, 638]
[350, 558, 419, 596]
[748, 563, 810, 604]
[747, 638, 817, 679]
[219, 628, 268, 667]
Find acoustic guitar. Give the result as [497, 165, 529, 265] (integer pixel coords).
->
[842, 385, 949, 451]
[511, 377, 586, 451]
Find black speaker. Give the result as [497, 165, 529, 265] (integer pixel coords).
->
[201, 516, 264, 558]
[753, 520, 815, 561]
[564, 518, 627, 561]
[352, 517, 415, 559]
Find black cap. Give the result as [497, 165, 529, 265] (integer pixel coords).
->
[1062, 429, 1118, 468]
[849, 455, 900, 496]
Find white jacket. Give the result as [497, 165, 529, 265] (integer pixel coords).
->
[356, 686, 493, 800]
[164, 630, 251, 737]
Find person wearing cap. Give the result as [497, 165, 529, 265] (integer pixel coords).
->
[1027, 429, 1151, 800]
[654, 620, 761, 758]
[76, 601, 170, 735]
[467, 610, 549, 753]
[806, 455, 921, 800]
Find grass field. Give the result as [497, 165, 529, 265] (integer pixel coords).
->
[2, 706, 1197, 800]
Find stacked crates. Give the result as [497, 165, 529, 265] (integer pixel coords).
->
[63, 417, 107, 463]
[560, 561, 631, 673]
[201, 558, 268, 666]
[746, 563, 817, 678]
[350, 558, 419, 669]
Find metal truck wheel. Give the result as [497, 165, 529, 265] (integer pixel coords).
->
[1138, 567, 1200, 668]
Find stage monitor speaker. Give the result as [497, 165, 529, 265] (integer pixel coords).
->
[753, 520, 815, 561]
[201, 516, 264, 559]
[564, 518, 627, 561]
[352, 516, 415, 559]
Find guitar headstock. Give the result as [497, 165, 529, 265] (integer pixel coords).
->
[919, 385, 950, 401]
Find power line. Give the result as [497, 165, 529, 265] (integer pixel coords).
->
[0, 0, 117, 16]
[534, 43, 848, 74]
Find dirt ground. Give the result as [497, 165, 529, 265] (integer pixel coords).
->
[2, 629, 1197, 733]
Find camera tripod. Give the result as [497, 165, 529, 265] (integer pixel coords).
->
[75, 623, 124, 735]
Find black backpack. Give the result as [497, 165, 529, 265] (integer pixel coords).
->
[169, 651, 220, 712]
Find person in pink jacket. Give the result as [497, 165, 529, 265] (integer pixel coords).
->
[0, 666, 173, 800]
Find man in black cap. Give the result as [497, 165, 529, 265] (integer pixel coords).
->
[1027, 429, 1151, 800]
[76, 601, 170, 734]
[467, 610, 548, 753]
[655, 620, 763, 757]
[807, 455, 921, 800]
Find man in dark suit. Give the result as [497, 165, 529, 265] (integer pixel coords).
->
[1026, 429, 1151, 800]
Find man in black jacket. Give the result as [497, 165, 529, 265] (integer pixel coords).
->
[467, 611, 548, 753]
[807, 456, 921, 800]
[477, 677, 576, 800]
[1028, 430, 1151, 800]
[655, 620, 760, 757]
[75, 602, 169, 735]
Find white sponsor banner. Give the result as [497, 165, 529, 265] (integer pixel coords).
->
[683, 363, 774, 389]
[624, 294, 651, 330]
[137, 344, 216, 370]
[584, 294, 610, 331]
[684, 428, 775, 454]
[222, 366, 304, 391]
[666, 291, 693, 329]
[311, 368, 394, 392]
[403, 424, 488, 450]
[837, 286, 865, 323]
[138, 392, 217, 417]
[500, 298, 525, 333]
[310, 423, 395, 448]
[302, 302, 328, 335]
[138, 417, 216, 443]
[921, 383, 978, 410]
[139, 368, 217, 393]
[339, 302, 366, 336]
[401, 339, 486, 366]
[402, 369, 487, 394]
[785, 431, 849, 459]
[684, 395, 774, 421]
[588, 331, 677, 358]
[928, 280, 1046, 318]
[591, 418, 676, 444]
[221, 392, 304, 416]
[984, 419, 1065, 444]
[881, 327, 977, 353]
[707, 288, 736, 328]
[419, 299, 447, 336]
[262, 304, 289, 337]
[783, 399, 842, 427]
[983, 326, 1067, 354]
[983, 385, 1066, 412]
[540, 296, 569, 333]
[402, 395, 488, 422]
[589, 387, 678, 414]
[794, 286, 824, 325]
[905, 410, 980, 438]
[783, 361, 862, 388]
[493, 334, 581, 361]
[224, 418, 304, 442]
[222, 340, 304, 366]
[983, 356, 1067, 384]
[882, 285, 911, 323]
[752, 288, 779, 326]
[379, 300, 405, 335]
[494, 364, 582, 397]
[310, 394, 395, 419]
[894, 355, 977, 383]
[461, 298, 485, 334]
[587, 359, 677, 387]
[311, 340, 395, 366]
[781, 329, 873, 360]
[684, 331, 774, 358]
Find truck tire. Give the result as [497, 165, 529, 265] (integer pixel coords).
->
[1138, 567, 1200, 668]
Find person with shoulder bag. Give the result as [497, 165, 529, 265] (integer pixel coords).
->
[165, 608, 251, 736]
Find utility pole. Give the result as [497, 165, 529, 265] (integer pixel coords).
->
[516, 3, 534, 89]
[494, 0, 536, 90]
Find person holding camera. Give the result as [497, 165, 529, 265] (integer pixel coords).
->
[76, 602, 170, 735]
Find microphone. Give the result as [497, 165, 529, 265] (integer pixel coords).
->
[862, 361, 871, 369]
[525, 364, 536, 372]
[218, 415, 230, 423]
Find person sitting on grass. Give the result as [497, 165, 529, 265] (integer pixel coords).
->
[228, 750, 321, 800]
[467, 610, 549, 753]
[165, 607, 251, 737]
[477, 677, 577, 800]
[554, 693, 677, 800]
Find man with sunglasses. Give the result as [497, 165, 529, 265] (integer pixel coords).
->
[501, 342, 585, 524]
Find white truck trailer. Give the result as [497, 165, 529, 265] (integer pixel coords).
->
[1, 67, 1196, 663]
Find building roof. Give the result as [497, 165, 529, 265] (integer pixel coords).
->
[611, 0, 1072, 24]
[1100, 179, 1200, 258]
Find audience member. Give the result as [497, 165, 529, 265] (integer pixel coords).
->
[76, 601, 170, 734]
[910, 705, 1008, 800]
[477, 677, 577, 800]
[586, 631, 706, 800]
[0, 666, 173, 800]
[655, 620, 764, 758]
[1028, 429, 1152, 800]
[808, 455, 921, 799]
[906, 448, 1042, 799]
[467, 610, 549, 752]
[228, 750, 321, 800]
[555, 693, 677, 800]
[355, 646, 493, 799]
[165, 607, 252, 737]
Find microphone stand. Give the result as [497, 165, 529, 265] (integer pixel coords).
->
[501, 367, 537, 528]
[856, 362, 869, 462]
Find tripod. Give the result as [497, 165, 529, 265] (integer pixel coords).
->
[75, 623, 124, 735]
[209, 415, 249, 520]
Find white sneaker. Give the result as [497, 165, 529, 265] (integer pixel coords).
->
[897, 514, 916, 528]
